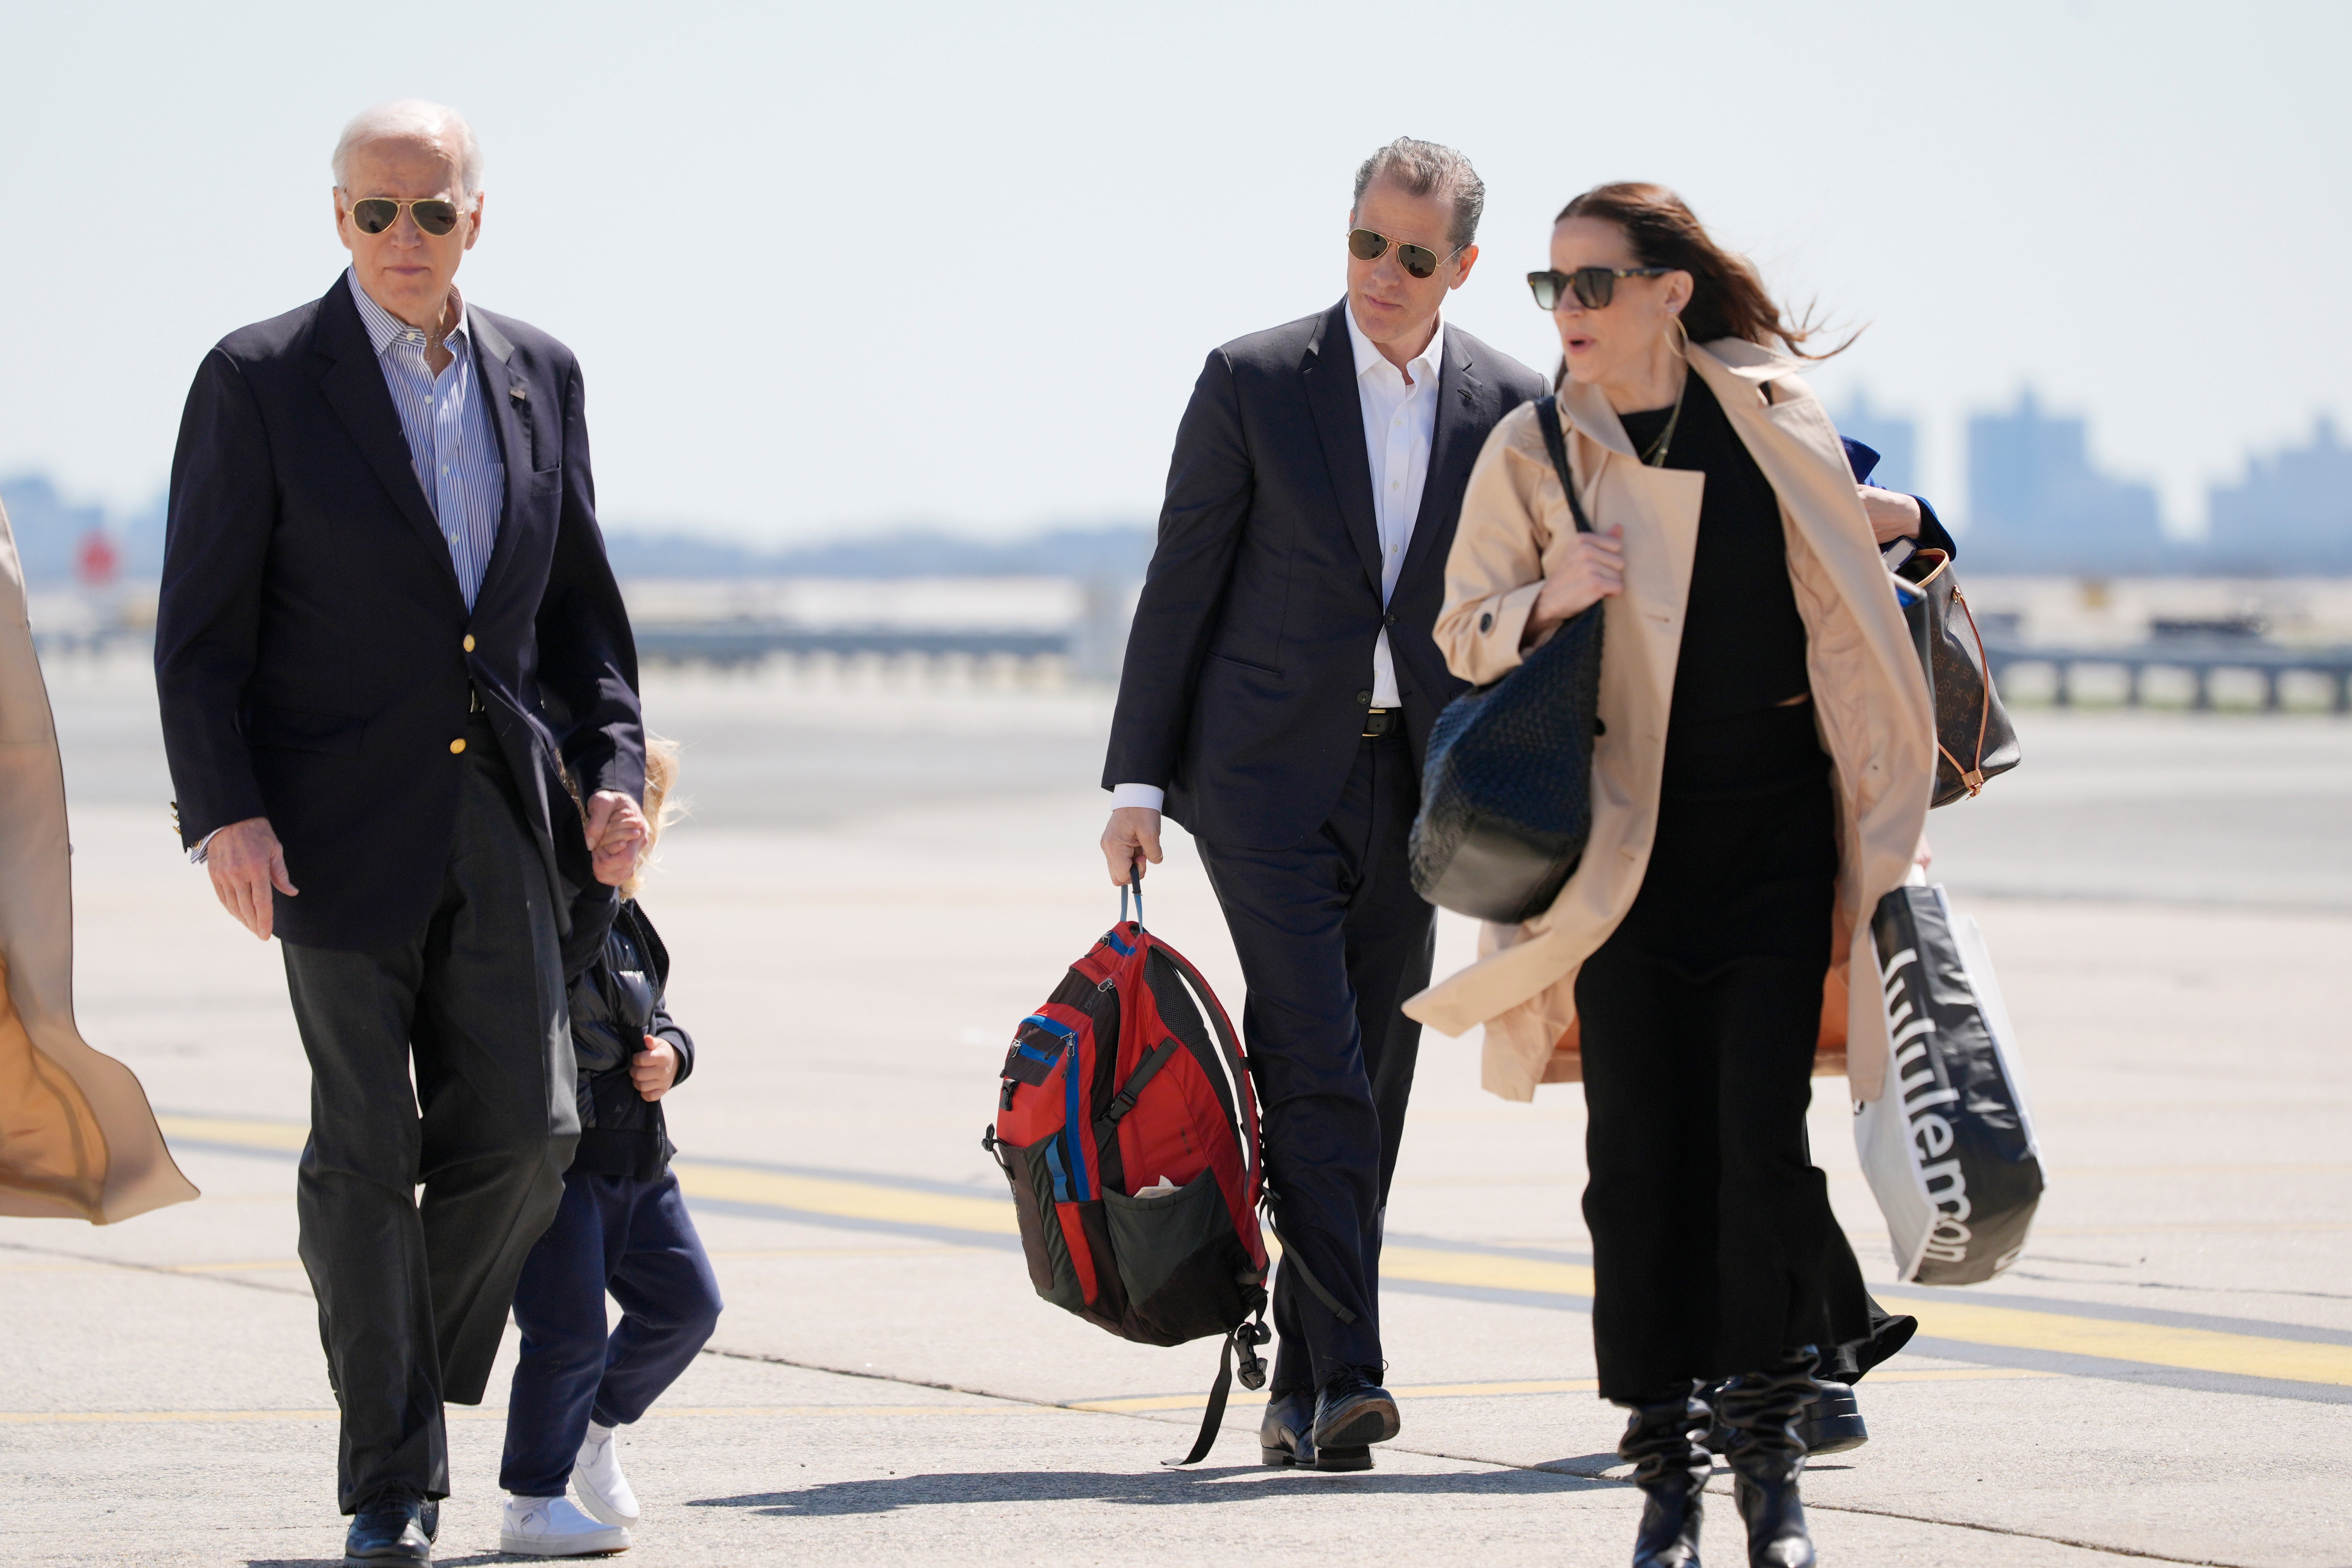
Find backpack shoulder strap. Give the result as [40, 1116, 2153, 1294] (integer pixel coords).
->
[1534, 395, 1596, 536]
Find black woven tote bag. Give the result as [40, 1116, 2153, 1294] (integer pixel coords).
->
[1409, 397, 1604, 924]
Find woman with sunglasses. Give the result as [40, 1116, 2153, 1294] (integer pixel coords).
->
[1407, 184, 1935, 1567]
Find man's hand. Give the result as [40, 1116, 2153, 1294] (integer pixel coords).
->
[631, 1034, 679, 1101]
[206, 817, 297, 941]
[585, 790, 648, 887]
[1101, 807, 1162, 887]
[1860, 486, 1923, 546]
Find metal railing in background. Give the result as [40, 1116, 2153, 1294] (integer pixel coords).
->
[1982, 633, 2352, 712]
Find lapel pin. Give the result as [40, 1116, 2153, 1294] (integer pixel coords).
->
[509, 382, 528, 402]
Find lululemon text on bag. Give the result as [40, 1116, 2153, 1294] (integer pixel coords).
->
[1855, 882, 2044, 1285]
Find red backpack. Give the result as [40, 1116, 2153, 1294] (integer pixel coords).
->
[983, 881, 1270, 1463]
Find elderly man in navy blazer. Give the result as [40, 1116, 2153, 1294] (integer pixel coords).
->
[1100, 138, 1547, 1471]
[156, 100, 644, 1564]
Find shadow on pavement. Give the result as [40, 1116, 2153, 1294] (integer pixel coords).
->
[695, 1463, 1616, 1516]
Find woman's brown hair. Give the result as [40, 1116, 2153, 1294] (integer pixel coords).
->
[1557, 182, 1851, 359]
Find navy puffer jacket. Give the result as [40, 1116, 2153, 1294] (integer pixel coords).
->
[567, 899, 694, 1178]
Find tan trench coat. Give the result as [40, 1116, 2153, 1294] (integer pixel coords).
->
[1401, 337, 1934, 1107]
[0, 499, 196, 1222]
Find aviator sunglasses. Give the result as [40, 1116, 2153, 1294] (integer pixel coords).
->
[1348, 227, 1462, 280]
[1527, 265, 1674, 311]
[347, 196, 469, 237]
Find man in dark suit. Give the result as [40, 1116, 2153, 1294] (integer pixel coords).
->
[1100, 138, 1546, 1471]
[156, 101, 644, 1565]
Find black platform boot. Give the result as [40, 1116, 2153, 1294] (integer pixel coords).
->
[1619, 1384, 1710, 1568]
[1715, 1352, 1819, 1568]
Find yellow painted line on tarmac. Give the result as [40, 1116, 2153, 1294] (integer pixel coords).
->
[1379, 1245, 1595, 1299]
[672, 1161, 1020, 1237]
[157, 1114, 308, 1153]
[0, 1403, 1066, 1427]
[1899, 1297, 2352, 1387]
[1068, 1367, 2056, 1413]
[153, 1114, 2352, 1391]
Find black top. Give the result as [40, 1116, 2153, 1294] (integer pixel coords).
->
[566, 900, 696, 1179]
[1619, 371, 1824, 797]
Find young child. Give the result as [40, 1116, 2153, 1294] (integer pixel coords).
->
[499, 739, 723, 1557]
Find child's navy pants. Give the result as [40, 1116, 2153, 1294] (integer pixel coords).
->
[500, 1168, 723, 1498]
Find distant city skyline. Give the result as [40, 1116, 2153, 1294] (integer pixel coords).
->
[11, 386, 2348, 582]
[1, 1, 2345, 544]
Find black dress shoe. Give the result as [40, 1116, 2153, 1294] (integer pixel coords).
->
[1260, 1388, 1317, 1467]
[1262, 1387, 1372, 1472]
[1312, 1367, 1400, 1454]
[344, 1490, 431, 1566]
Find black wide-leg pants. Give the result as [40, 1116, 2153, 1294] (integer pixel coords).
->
[1574, 766, 1871, 1403]
[1195, 733, 1431, 1394]
[280, 713, 577, 1512]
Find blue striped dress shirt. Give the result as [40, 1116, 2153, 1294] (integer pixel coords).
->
[347, 270, 505, 609]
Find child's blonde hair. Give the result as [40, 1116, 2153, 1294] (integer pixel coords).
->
[621, 736, 684, 900]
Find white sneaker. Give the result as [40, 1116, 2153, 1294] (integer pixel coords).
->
[500, 1494, 631, 1557]
[571, 1421, 641, 1527]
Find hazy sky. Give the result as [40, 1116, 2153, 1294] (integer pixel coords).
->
[3, 0, 2344, 541]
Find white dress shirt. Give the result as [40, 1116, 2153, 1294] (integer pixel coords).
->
[1111, 307, 1445, 814]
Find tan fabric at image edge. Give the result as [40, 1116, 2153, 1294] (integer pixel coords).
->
[0, 498, 198, 1222]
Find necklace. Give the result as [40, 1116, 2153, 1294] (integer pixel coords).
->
[1640, 368, 1689, 467]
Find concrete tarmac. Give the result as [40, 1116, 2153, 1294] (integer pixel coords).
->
[4, 658, 2349, 1566]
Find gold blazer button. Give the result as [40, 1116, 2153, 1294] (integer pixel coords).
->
[450, 738, 467, 755]
[463, 634, 476, 652]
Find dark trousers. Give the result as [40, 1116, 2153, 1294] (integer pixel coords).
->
[501, 1169, 723, 1499]
[1195, 733, 1431, 1393]
[280, 713, 576, 1512]
[1574, 771, 1869, 1402]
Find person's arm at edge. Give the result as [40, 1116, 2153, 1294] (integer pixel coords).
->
[533, 353, 647, 870]
[1434, 415, 1553, 687]
[1098, 348, 1254, 884]
[156, 348, 275, 851]
[1101, 347, 1255, 793]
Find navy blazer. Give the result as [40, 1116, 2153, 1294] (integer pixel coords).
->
[1104, 300, 1545, 850]
[157, 276, 643, 952]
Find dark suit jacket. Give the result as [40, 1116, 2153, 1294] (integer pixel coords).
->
[157, 276, 643, 952]
[1104, 300, 1546, 850]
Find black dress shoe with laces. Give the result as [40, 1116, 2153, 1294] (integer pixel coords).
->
[1312, 1367, 1400, 1454]
[1262, 1386, 1372, 1471]
[344, 1490, 432, 1566]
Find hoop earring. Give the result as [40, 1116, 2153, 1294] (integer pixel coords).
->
[1668, 313, 1690, 357]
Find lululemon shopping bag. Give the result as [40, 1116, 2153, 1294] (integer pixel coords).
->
[1410, 396, 1603, 923]
[982, 876, 1270, 1464]
[1856, 879, 2045, 1285]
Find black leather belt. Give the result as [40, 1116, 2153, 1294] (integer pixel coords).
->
[1363, 707, 1399, 738]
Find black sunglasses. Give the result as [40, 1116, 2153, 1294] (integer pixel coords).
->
[348, 196, 467, 237]
[1527, 266, 1674, 311]
[1349, 227, 1461, 280]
